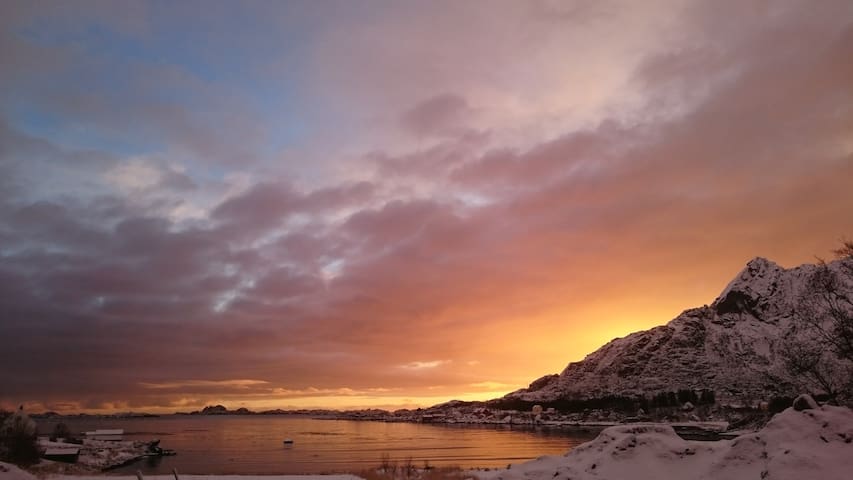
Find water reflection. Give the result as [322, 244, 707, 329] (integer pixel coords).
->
[37, 416, 599, 475]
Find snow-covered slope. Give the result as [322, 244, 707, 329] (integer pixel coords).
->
[0, 463, 38, 480]
[509, 257, 837, 403]
[474, 402, 853, 480]
[0, 462, 362, 480]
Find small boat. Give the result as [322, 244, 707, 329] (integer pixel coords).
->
[43, 447, 81, 463]
[283, 438, 294, 445]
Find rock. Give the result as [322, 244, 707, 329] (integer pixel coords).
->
[200, 405, 229, 415]
[527, 374, 561, 392]
[793, 394, 819, 411]
[714, 290, 759, 315]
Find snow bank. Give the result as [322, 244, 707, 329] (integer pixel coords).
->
[474, 405, 853, 480]
[50, 476, 361, 480]
[0, 463, 37, 480]
[0, 462, 362, 480]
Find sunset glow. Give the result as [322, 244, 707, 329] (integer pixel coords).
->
[1, 0, 852, 414]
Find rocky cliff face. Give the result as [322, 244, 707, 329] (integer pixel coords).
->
[507, 257, 835, 404]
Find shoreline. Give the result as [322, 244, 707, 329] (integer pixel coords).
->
[18, 403, 840, 480]
[29, 417, 731, 474]
[3, 420, 771, 478]
[5, 404, 851, 480]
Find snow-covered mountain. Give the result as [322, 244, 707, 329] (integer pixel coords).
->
[507, 257, 840, 404]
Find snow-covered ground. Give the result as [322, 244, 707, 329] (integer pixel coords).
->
[474, 403, 853, 480]
[0, 463, 361, 480]
[51, 476, 362, 480]
[0, 464, 36, 480]
[34, 437, 157, 471]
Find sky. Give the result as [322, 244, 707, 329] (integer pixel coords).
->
[1, 0, 852, 414]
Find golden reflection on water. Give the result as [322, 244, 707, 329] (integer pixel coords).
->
[37, 416, 599, 475]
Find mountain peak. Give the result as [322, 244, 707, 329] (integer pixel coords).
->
[728, 256, 783, 290]
[711, 256, 785, 316]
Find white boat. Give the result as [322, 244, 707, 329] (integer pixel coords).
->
[283, 438, 294, 444]
[84, 429, 124, 441]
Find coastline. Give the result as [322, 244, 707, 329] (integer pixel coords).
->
[29, 413, 734, 474]
[7, 401, 850, 480]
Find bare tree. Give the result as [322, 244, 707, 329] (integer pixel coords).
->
[779, 325, 850, 400]
[782, 240, 853, 403]
[801, 241, 853, 361]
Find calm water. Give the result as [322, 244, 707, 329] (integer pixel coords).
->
[36, 416, 599, 475]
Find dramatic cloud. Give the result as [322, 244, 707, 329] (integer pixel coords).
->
[1, 0, 851, 413]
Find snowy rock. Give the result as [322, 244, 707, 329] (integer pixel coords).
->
[474, 405, 853, 480]
[793, 394, 819, 411]
[714, 257, 786, 316]
[526, 375, 560, 392]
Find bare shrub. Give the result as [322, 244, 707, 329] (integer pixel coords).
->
[362, 457, 468, 480]
[0, 407, 40, 465]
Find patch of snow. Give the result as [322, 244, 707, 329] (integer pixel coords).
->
[0, 463, 38, 480]
[44, 475, 361, 480]
[792, 394, 819, 411]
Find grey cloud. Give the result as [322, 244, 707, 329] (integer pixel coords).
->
[401, 93, 471, 137]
